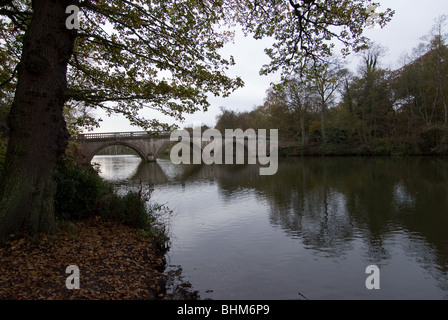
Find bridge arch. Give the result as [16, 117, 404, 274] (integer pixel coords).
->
[87, 141, 148, 164]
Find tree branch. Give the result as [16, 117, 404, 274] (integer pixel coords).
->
[0, 64, 18, 88]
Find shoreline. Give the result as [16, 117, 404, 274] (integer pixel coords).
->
[277, 145, 448, 158]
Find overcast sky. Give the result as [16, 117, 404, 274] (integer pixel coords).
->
[93, 0, 448, 133]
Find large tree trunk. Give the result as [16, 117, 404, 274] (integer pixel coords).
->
[0, 0, 76, 242]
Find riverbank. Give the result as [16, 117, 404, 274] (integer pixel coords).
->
[0, 217, 171, 300]
[278, 144, 448, 157]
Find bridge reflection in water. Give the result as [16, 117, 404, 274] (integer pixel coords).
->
[93, 153, 263, 186]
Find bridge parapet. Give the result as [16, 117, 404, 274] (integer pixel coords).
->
[76, 130, 274, 142]
[76, 131, 171, 141]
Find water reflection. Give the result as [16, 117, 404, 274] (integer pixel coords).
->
[97, 155, 448, 299]
[92, 155, 142, 182]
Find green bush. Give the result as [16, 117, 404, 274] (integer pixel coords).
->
[326, 127, 349, 145]
[54, 157, 112, 220]
[54, 156, 170, 247]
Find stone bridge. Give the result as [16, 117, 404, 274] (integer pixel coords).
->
[74, 130, 276, 164]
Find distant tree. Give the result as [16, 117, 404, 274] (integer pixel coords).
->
[307, 58, 345, 143]
[274, 76, 316, 146]
[215, 107, 240, 131]
[343, 45, 395, 144]
[423, 15, 448, 126]
[393, 16, 448, 151]
[262, 87, 292, 139]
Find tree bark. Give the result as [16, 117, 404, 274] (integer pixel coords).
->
[0, 0, 76, 242]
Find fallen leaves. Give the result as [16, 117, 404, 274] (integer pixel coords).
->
[0, 218, 167, 300]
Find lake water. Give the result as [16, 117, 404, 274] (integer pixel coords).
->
[92, 155, 448, 300]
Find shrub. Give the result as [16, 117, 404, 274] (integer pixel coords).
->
[54, 157, 112, 220]
[325, 127, 348, 145]
[54, 156, 170, 248]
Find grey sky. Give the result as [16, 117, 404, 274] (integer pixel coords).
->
[93, 0, 448, 133]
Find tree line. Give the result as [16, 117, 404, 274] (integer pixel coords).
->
[216, 17, 448, 156]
